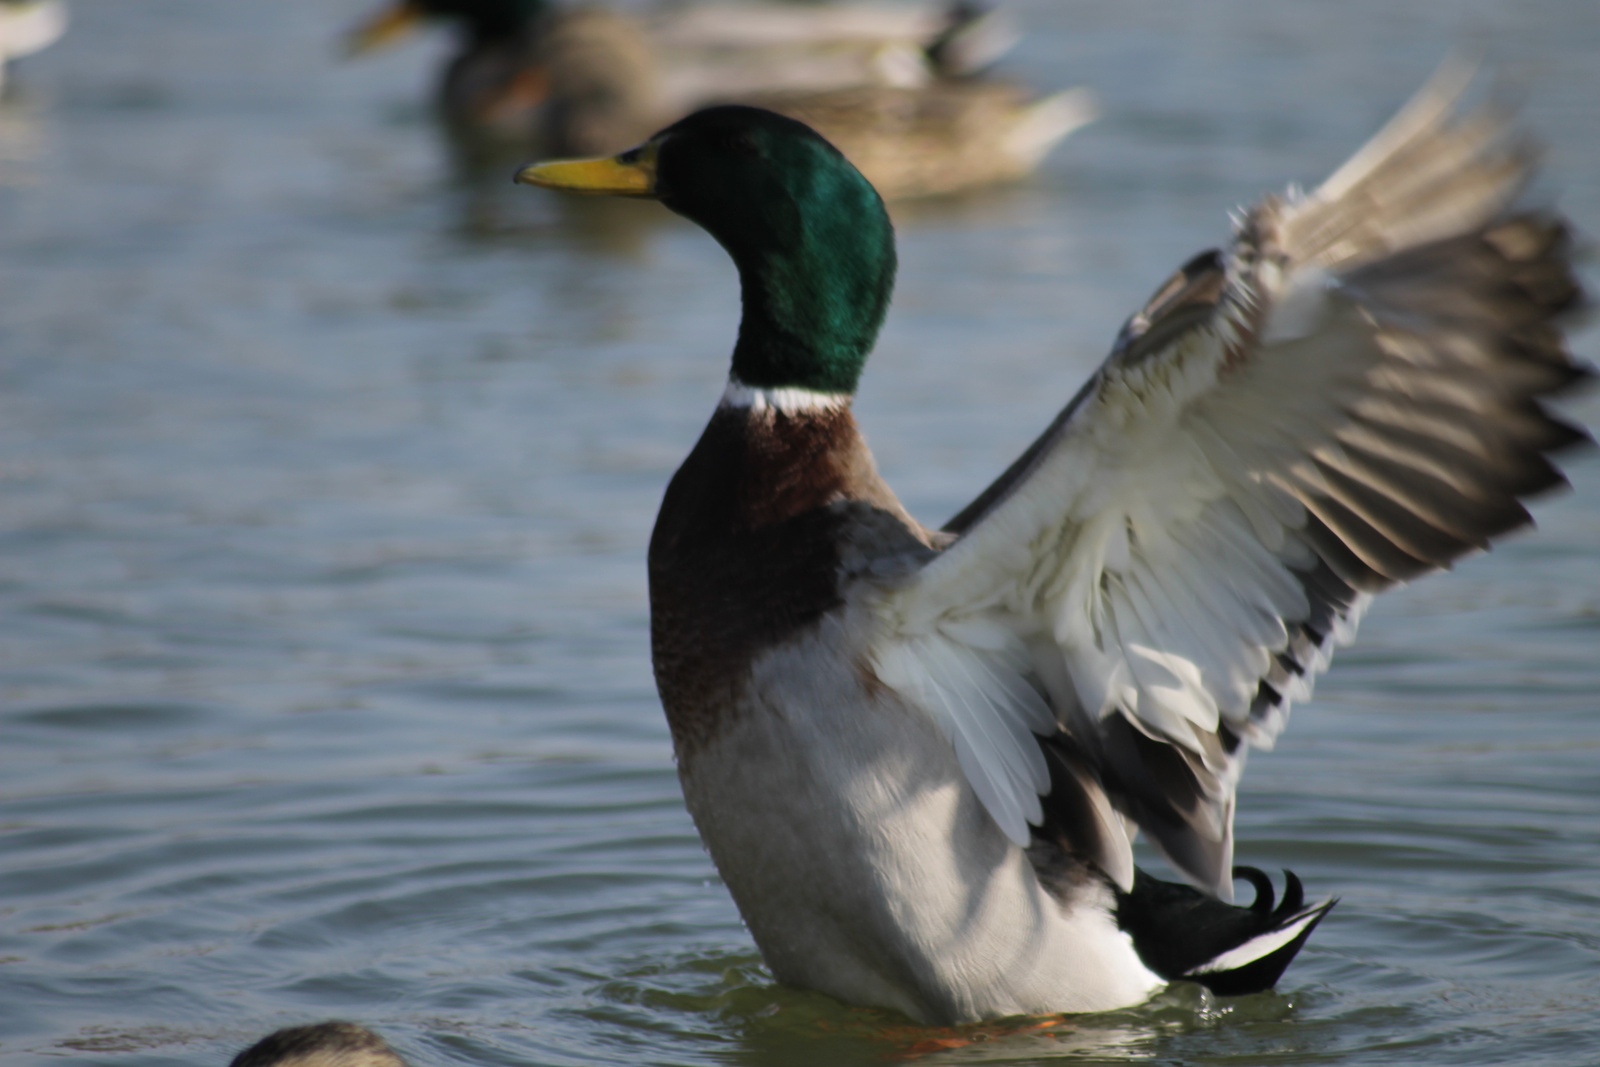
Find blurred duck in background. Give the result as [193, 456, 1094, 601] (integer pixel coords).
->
[0, 0, 66, 96]
[346, 0, 1092, 200]
[230, 1022, 406, 1067]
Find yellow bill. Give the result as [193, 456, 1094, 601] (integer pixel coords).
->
[345, 0, 424, 57]
[513, 144, 659, 198]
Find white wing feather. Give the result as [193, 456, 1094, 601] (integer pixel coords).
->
[868, 65, 1586, 895]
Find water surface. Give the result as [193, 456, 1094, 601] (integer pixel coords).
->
[1, 1, 1597, 1064]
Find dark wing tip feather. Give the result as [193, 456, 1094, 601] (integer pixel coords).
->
[1032, 738, 1119, 883]
[1299, 511, 1402, 593]
[1095, 714, 1232, 892]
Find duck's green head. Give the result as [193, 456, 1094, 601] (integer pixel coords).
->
[517, 106, 896, 396]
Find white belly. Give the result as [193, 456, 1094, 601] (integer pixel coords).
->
[676, 614, 1163, 1024]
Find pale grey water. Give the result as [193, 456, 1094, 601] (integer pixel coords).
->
[1, 1, 1597, 1064]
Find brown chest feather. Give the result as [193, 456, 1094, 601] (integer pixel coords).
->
[648, 403, 912, 755]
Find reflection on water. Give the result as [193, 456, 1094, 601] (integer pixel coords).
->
[0, 1, 1597, 1065]
[0, 90, 47, 186]
[453, 171, 671, 257]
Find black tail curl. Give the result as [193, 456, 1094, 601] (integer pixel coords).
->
[1114, 865, 1334, 996]
[1233, 863, 1305, 917]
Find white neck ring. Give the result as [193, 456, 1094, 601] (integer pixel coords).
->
[719, 378, 849, 414]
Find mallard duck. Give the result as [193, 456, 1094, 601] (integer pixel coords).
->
[229, 1022, 405, 1067]
[0, 0, 66, 95]
[515, 65, 1588, 1023]
[347, 0, 1075, 199]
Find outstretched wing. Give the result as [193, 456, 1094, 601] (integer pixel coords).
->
[870, 64, 1590, 897]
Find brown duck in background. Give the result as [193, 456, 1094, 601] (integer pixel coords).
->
[718, 80, 1093, 201]
[532, 5, 1092, 199]
[347, 0, 1091, 199]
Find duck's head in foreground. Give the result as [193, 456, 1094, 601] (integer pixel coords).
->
[230, 1021, 405, 1067]
[517, 105, 896, 396]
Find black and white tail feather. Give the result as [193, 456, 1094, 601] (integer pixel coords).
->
[1115, 866, 1336, 996]
[872, 59, 1588, 990]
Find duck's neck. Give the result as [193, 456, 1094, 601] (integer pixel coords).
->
[719, 182, 896, 396]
